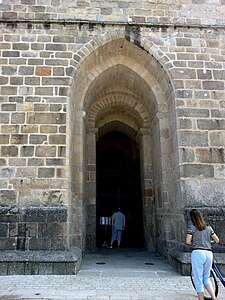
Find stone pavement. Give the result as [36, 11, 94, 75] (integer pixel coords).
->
[0, 248, 224, 300]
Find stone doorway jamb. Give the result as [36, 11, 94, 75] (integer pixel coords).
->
[69, 110, 87, 250]
[138, 127, 155, 251]
[86, 126, 98, 250]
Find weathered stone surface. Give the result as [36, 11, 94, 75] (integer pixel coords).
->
[197, 119, 225, 130]
[178, 131, 208, 147]
[0, 206, 68, 251]
[215, 165, 225, 179]
[11, 113, 25, 124]
[49, 134, 66, 144]
[0, 134, 9, 144]
[197, 69, 212, 79]
[196, 148, 225, 164]
[0, 247, 82, 275]
[1, 146, 18, 156]
[0, 167, 16, 178]
[210, 132, 225, 147]
[38, 167, 55, 178]
[20, 146, 35, 157]
[179, 148, 195, 163]
[203, 81, 224, 90]
[27, 112, 66, 124]
[0, 190, 17, 204]
[181, 164, 214, 178]
[29, 135, 47, 144]
[180, 179, 225, 207]
[11, 134, 28, 144]
[35, 146, 56, 157]
[177, 108, 209, 118]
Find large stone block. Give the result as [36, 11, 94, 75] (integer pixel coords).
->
[27, 112, 66, 124]
[215, 165, 225, 178]
[29, 134, 47, 144]
[49, 134, 66, 144]
[0, 190, 17, 204]
[179, 131, 208, 147]
[176, 38, 192, 47]
[35, 146, 56, 157]
[29, 238, 51, 250]
[177, 108, 209, 118]
[0, 206, 68, 251]
[197, 119, 225, 130]
[20, 146, 35, 157]
[203, 81, 224, 90]
[11, 112, 25, 124]
[197, 69, 212, 79]
[196, 148, 225, 164]
[210, 132, 225, 147]
[11, 134, 28, 144]
[180, 179, 225, 207]
[211, 109, 225, 118]
[18, 66, 34, 75]
[0, 224, 8, 237]
[0, 134, 9, 144]
[1, 86, 17, 95]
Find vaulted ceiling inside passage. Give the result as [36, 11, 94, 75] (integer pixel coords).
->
[84, 64, 156, 115]
[85, 64, 154, 133]
[97, 121, 138, 141]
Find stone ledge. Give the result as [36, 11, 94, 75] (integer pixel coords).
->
[168, 247, 191, 276]
[0, 247, 82, 275]
[169, 247, 225, 276]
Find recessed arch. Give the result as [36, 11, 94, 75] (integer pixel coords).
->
[68, 33, 177, 254]
[69, 34, 174, 114]
[68, 29, 173, 89]
[98, 121, 138, 141]
[88, 92, 150, 130]
[73, 54, 170, 114]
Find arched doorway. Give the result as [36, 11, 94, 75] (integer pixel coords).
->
[69, 34, 176, 255]
[96, 130, 144, 248]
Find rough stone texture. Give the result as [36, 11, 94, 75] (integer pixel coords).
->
[0, 0, 225, 270]
[0, 206, 68, 251]
[0, 247, 82, 275]
[180, 180, 225, 207]
[169, 247, 225, 276]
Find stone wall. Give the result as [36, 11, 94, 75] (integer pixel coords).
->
[1, 0, 225, 26]
[0, 206, 67, 251]
[0, 0, 225, 256]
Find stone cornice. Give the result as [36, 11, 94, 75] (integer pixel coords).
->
[0, 18, 225, 30]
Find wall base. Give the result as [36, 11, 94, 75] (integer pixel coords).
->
[0, 247, 82, 275]
[169, 247, 225, 276]
[168, 247, 191, 275]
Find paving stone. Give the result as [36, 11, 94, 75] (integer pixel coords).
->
[0, 250, 224, 300]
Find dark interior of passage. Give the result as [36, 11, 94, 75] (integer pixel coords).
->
[96, 131, 144, 248]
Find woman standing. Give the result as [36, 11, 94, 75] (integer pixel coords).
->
[186, 209, 219, 300]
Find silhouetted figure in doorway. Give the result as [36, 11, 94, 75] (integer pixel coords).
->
[109, 208, 125, 249]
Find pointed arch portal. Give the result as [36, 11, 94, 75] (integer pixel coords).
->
[68, 34, 176, 254]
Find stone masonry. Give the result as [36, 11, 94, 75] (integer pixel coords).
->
[0, 0, 225, 273]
